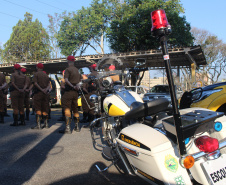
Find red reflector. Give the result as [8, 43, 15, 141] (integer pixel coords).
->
[195, 136, 219, 153]
[151, 9, 170, 31]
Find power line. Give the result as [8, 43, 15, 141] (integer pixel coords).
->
[0, 11, 22, 19]
[35, 0, 65, 11]
[3, 0, 47, 15]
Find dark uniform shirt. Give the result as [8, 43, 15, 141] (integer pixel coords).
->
[11, 72, 27, 89]
[64, 66, 82, 85]
[33, 71, 49, 88]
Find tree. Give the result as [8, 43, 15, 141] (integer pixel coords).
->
[2, 12, 50, 63]
[191, 27, 226, 84]
[47, 12, 66, 59]
[57, 0, 118, 56]
[107, 0, 194, 52]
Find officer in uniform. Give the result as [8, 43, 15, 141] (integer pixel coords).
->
[21, 68, 31, 121]
[31, 63, 51, 129]
[59, 56, 82, 134]
[10, 64, 28, 126]
[108, 65, 120, 82]
[0, 72, 7, 123]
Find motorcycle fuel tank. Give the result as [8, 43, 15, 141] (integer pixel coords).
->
[103, 90, 143, 117]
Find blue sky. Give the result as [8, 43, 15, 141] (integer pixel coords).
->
[0, 0, 226, 56]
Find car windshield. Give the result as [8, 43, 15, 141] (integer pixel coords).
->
[150, 85, 169, 93]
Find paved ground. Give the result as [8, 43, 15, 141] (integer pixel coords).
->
[0, 108, 149, 185]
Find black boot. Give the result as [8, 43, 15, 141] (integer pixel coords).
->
[25, 109, 30, 121]
[31, 115, 41, 129]
[42, 115, 49, 129]
[4, 108, 10, 117]
[59, 116, 71, 134]
[0, 112, 4, 124]
[10, 114, 18, 126]
[19, 114, 26, 126]
[74, 117, 80, 132]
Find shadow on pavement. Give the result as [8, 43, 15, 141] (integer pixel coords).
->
[0, 112, 65, 185]
[50, 162, 149, 185]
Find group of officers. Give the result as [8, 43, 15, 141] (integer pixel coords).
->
[0, 55, 118, 134]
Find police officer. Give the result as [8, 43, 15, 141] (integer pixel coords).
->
[59, 56, 82, 134]
[10, 64, 28, 126]
[31, 63, 51, 129]
[108, 65, 120, 82]
[0, 72, 7, 124]
[21, 68, 31, 121]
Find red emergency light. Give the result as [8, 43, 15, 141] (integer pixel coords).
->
[151, 9, 171, 36]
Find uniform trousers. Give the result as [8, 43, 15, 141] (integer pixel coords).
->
[10, 90, 25, 113]
[33, 91, 49, 114]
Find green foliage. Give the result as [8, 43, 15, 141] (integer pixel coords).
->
[57, 0, 193, 55]
[57, 0, 117, 56]
[3, 12, 50, 63]
[107, 0, 193, 52]
[48, 12, 67, 58]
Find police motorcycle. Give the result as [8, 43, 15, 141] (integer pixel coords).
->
[89, 10, 226, 185]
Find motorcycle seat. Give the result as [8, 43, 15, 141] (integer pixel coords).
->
[125, 98, 170, 120]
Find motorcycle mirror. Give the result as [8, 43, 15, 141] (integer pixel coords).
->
[79, 67, 90, 75]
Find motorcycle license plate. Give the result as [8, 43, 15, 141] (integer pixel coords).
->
[201, 154, 226, 185]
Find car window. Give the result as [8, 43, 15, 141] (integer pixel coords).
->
[150, 85, 169, 93]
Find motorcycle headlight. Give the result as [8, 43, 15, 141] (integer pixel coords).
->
[89, 94, 99, 103]
[192, 88, 222, 103]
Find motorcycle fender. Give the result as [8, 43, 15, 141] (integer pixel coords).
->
[116, 124, 192, 185]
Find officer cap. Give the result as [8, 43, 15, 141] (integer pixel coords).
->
[14, 64, 21, 70]
[109, 65, 115, 70]
[36, 63, 44, 69]
[90, 64, 97, 70]
[20, 68, 26, 73]
[67, 55, 75, 62]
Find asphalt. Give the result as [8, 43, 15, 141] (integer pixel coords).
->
[0, 108, 149, 185]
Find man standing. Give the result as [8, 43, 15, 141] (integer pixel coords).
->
[10, 64, 28, 126]
[31, 63, 51, 129]
[0, 72, 7, 124]
[59, 56, 82, 134]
